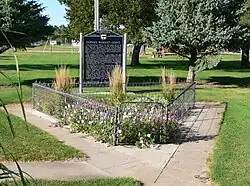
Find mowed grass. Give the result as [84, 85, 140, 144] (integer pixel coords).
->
[9, 178, 139, 186]
[1, 52, 250, 184]
[196, 87, 250, 186]
[0, 52, 249, 104]
[27, 45, 79, 52]
[0, 110, 84, 161]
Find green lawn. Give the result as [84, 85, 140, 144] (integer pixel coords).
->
[0, 52, 248, 103]
[1, 52, 250, 185]
[0, 110, 84, 161]
[9, 178, 139, 186]
[196, 87, 250, 186]
[27, 45, 79, 52]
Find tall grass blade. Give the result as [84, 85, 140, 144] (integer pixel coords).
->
[0, 71, 28, 130]
[0, 98, 15, 137]
[1, 31, 27, 125]
[0, 144, 33, 185]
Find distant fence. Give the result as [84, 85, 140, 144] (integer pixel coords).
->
[32, 81, 196, 145]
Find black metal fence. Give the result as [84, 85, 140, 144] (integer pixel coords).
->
[32, 81, 196, 146]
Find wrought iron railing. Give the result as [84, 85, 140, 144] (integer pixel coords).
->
[32, 81, 196, 146]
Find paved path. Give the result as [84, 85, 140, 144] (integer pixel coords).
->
[3, 162, 110, 180]
[3, 103, 225, 185]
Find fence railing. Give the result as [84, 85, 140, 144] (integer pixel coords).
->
[32, 81, 196, 146]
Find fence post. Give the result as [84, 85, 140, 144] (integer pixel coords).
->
[113, 107, 120, 146]
[64, 96, 67, 125]
[32, 83, 35, 109]
[160, 103, 165, 144]
[193, 82, 196, 108]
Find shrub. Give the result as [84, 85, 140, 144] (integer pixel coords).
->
[39, 92, 64, 118]
[53, 65, 75, 93]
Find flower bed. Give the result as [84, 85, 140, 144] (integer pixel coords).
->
[32, 82, 196, 148]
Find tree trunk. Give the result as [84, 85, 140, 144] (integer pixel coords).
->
[186, 66, 196, 82]
[131, 45, 142, 66]
[241, 46, 250, 69]
[186, 49, 197, 82]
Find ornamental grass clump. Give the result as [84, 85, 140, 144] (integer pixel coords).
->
[109, 65, 123, 95]
[161, 68, 176, 102]
[53, 65, 75, 93]
[108, 65, 126, 105]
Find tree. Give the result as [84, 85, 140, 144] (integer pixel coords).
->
[52, 25, 69, 44]
[0, 0, 54, 54]
[62, 0, 94, 40]
[239, 0, 250, 69]
[148, 0, 245, 81]
[59, 0, 157, 65]
[102, 0, 157, 65]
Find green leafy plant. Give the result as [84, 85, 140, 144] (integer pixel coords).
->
[39, 93, 64, 118]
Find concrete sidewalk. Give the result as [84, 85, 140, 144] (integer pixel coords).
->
[3, 103, 225, 185]
[3, 161, 110, 180]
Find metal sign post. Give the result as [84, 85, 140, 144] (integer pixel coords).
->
[94, 0, 100, 31]
[79, 33, 83, 94]
[122, 33, 127, 93]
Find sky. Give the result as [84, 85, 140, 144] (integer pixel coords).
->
[37, 0, 67, 26]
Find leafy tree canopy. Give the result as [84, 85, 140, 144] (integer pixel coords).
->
[0, 0, 54, 53]
[148, 0, 245, 81]
[58, 0, 157, 65]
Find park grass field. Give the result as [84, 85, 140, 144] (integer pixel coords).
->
[0, 108, 84, 162]
[1, 52, 250, 185]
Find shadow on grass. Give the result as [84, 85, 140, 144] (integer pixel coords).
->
[0, 59, 248, 73]
[128, 76, 186, 83]
[128, 60, 189, 71]
[0, 55, 15, 60]
[0, 64, 79, 71]
[207, 76, 250, 87]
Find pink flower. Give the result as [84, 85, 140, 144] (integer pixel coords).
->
[152, 127, 156, 132]
[170, 115, 175, 119]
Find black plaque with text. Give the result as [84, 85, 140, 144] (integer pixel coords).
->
[83, 31, 123, 82]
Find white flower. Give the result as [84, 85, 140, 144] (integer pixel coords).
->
[147, 134, 151, 138]
[118, 130, 122, 134]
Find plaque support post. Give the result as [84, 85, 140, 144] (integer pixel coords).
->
[94, 0, 100, 31]
[79, 33, 83, 94]
[122, 33, 127, 93]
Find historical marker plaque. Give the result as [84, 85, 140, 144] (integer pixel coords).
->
[83, 30, 123, 82]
